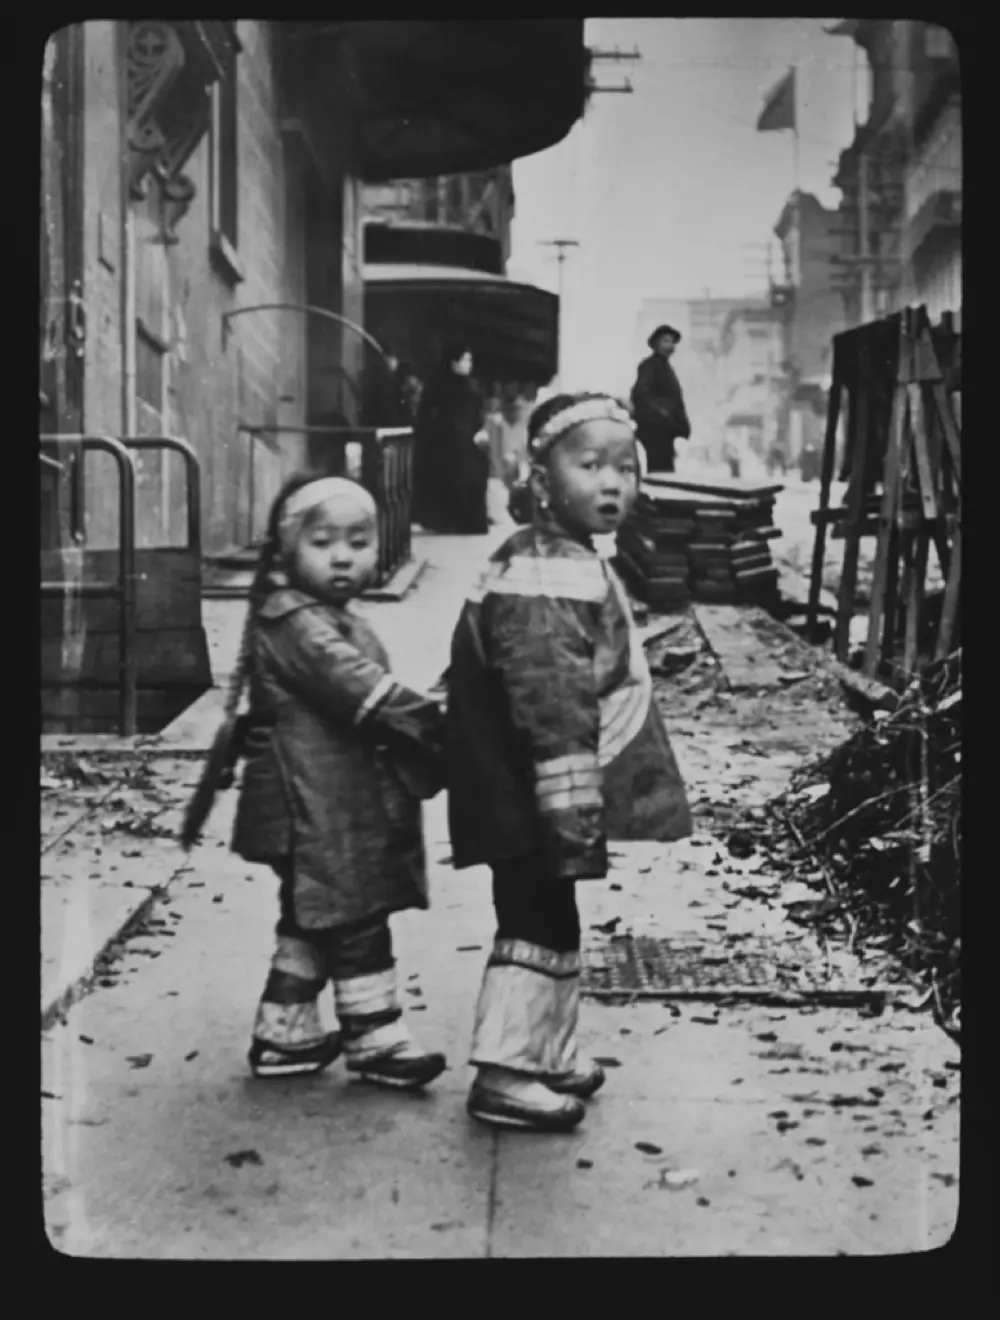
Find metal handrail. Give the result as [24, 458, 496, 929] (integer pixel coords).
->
[119, 435, 202, 554]
[220, 301, 391, 368]
[40, 434, 138, 735]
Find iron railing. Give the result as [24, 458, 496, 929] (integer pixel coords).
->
[40, 435, 139, 735]
[41, 434, 204, 736]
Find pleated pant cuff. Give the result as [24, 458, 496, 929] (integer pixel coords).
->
[253, 999, 327, 1050]
[469, 939, 580, 1076]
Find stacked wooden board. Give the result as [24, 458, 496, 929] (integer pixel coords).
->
[615, 476, 783, 609]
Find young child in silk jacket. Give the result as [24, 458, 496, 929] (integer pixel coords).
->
[446, 392, 693, 1132]
[231, 473, 447, 1091]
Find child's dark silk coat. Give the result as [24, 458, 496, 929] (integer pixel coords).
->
[232, 588, 445, 929]
[446, 518, 692, 880]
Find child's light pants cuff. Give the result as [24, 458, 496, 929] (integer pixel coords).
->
[253, 999, 327, 1049]
[334, 968, 410, 1061]
[469, 938, 580, 1076]
[271, 934, 326, 983]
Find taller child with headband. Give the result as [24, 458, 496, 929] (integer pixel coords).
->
[230, 474, 447, 1090]
[446, 393, 693, 1131]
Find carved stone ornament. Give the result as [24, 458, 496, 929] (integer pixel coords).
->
[125, 20, 236, 240]
[125, 22, 186, 199]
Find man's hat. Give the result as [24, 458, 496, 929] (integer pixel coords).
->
[648, 324, 681, 349]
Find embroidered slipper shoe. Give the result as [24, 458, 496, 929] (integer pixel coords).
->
[543, 1059, 606, 1100]
[467, 1075, 586, 1132]
[248, 1031, 342, 1079]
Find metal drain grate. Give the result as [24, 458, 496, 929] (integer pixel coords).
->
[581, 934, 885, 1007]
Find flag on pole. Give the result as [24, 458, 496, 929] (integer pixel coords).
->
[756, 68, 796, 133]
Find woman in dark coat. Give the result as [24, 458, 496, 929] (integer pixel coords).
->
[412, 341, 490, 534]
[630, 324, 692, 473]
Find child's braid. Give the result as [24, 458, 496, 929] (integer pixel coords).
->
[228, 469, 327, 719]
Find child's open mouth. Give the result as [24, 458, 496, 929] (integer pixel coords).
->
[597, 504, 621, 520]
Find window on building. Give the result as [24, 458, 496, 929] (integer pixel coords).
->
[209, 57, 244, 283]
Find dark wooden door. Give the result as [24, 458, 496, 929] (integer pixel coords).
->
[40, 24, 85, 432]
[40, 25, 86, 546]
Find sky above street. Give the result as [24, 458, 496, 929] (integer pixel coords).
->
[508, 18, 865, 395]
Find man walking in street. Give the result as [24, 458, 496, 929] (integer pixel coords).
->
[630, 324, 692, 474]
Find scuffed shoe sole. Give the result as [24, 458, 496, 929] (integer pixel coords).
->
[346, 1051, 447, 1091]
[248, 1032, 342, 1079]
[467, 1087, 586, 1132]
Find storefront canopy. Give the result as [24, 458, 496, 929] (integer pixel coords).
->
[286, 21, 590, 181]
[363, 263, 559, 384]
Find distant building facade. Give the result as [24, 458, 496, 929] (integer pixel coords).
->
[715, 303, 785, 464]
[772, 190, 847, 463]
[829, 19, 961, 327]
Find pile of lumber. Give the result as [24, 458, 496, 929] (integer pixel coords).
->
[615, 476, 783, 609]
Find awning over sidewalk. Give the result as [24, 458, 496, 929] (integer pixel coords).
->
[364, 262, 559, 384]
[364, 222, 504, 276]
[286, 21, 590, 181]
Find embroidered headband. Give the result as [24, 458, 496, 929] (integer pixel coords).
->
[528, 397, 635, 458]
[277, 477, 378, 554]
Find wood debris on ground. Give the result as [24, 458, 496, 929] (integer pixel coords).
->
[753, 649, 961, 1036]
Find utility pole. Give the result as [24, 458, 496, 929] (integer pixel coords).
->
[858, 150, 872, 322]
[539, 239, 580, 385]
[539, 239, 580, 305]
[588, 44, 641, 94]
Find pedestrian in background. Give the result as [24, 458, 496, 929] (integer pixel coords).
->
[630, 324, 692, 473]
[412, 341, 490, 534]
[446, 392, 693, 1132]
[229, 473, 448, 1090]
[483, 382, 532, 525]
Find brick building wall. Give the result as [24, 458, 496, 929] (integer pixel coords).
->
[776, 194, 845, 388]
[80, 23, 125, 449]
[72, 20, 351, 556]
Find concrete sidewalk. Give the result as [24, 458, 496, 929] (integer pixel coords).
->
[41, 522, 959, 1257]
[41, 767, 959, 1258]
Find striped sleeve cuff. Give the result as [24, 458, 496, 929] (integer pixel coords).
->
[534, 753, 603, 813]
[354, 674, 397, 726]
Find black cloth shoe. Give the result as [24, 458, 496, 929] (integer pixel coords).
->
[467, 1075, 586, 1131]
[346, 1049, 447, 1090]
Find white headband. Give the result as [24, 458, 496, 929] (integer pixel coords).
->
[529, 397, 635, 458]
[277, 478, 378, 553]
